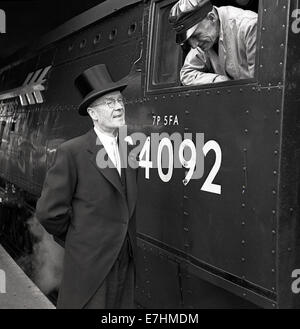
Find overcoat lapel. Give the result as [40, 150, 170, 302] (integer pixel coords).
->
[85, 129, 124, 196]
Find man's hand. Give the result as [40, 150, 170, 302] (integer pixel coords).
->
[213, 75, 231, 83]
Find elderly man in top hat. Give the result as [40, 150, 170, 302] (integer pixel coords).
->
[169, 0, 257, 85]
[36, 64, 137, 309]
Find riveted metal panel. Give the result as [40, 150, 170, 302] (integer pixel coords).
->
[53, 3, 143, 66]
[180, 262, 261, 309]
[136, 239, 182, 308]
[241, 87, 282, 292]
[180, 85, 282, 298]
[136, 95, 185, 252]
[277, 0, 300, 309]
[257, 0, 290, 86]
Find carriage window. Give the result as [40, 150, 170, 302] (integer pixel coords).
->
[147, 0, 259, 91]
[148, 0, 181, 89]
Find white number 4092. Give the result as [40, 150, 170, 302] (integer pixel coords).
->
[139, 137, 222, 195]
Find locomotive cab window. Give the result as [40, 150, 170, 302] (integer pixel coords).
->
[147, 0, 259, 91]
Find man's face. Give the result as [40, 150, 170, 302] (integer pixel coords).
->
[187, 13, 219, 51]
[88, 90, 125, 133]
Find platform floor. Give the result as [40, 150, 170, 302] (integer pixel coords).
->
[0, 244, 55, 309]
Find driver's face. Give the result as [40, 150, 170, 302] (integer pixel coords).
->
[187, 15, 219, 51]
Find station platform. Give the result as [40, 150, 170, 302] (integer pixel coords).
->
[0, 244, 55, 309]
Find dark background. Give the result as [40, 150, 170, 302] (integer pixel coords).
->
[0, 0, 105, 67]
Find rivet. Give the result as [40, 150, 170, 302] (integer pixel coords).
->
[272, 304, 276, 308]
[206, 91, 210, 95]
[274, 150, 278, 155]
[279, 62, 283, 66]
[246, 110, 249, 114]
[217, 91, 220, 95]
[185, 110, 190, 115]
[184, 211, 189, 216]
[184, 244, 190, 248]
[244, 129, 248, 134]
[272, 190, 276, 195]
[241, 258, 245, 262]
[184, 227, 189, 232]
[242, 221, 245, 226]
[290, 208, 294, 212]
[272, 250, 275, 254]
[272, 269, 275, 273]
[243, 293, 247, 297]
[241, 240, 245, 245]
[240, 88, 243, 92]
[170, 95, 174, 98]
[276, 109, 280, 114]
[282, 24, 286, 28]
[288, 247, 292, 252]
[242, 275, 246, 280]
[243, 148, 247, 152]
[227, 90, 231, 94]
[242, 203, 245, 208]
[185, 127, 189, 132]
[280, 43, 284, 48]
[243, 166, 247, 171]
[184, 195, 188, 200]
[261, 45, 264, 49]
[272, 287, 275, 291]
[262, 27, 266, 31]
[273, 171, 277, 175]
[272, 230, 276, 235]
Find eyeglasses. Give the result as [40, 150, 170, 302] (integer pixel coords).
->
[93, 97, 126, 109]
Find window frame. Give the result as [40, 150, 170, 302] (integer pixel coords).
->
[145, 0, 262, 95]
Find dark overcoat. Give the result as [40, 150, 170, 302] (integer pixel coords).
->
[36, 128, 137, 308]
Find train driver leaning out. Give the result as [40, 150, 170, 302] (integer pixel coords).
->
[169, 0, 258, 85]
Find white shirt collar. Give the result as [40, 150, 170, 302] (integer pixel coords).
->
[94, 126, 118, 145]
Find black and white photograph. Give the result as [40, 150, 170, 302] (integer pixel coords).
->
[0, 0, 299, 316]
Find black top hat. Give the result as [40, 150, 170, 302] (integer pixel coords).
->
[75, 64, 128, 116]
